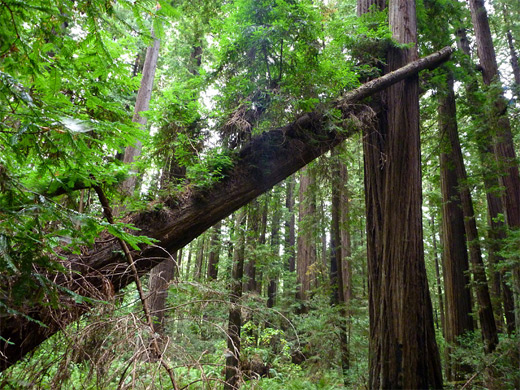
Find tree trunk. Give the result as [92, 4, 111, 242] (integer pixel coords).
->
[430, 215, 445, 338]
[285, 176, 296, 273]
[149, 254, 177, 331]
[296, 167, 316, 305]
[339, 161, 353, 304]
[207, 222, 221, 280]
[194, 236, 205, 281]
[267, 189, 282, 308]
[438, 77, 474, 380]
[358, 0, 442, 387]
[0, 49, 453, 371]
[121, 34, 161, 196]
[330, 148, 350, 382]
[224, 210, 247, 390]
[368, 0, 443, 387]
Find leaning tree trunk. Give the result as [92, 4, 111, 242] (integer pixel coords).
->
[0, 48, 453, 372]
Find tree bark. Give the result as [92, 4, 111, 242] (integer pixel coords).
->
[369, 0, 443, 387]
[438, 75, 474, 380]
[148, 253, 177, 336]
[0, 48, 453, 371]
[207, 222, 221, 280]
[121, 34, 161, 196]
[359, 0, 442, 387]
[430, 215, 445, 338]
[267, 189, 282, 308]
[296, 167, 316, 305]
[285, 176, 296, 273]
[224, 210, 247, 390]
[330, 148, 350, 382]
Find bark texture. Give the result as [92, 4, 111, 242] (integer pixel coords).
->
[285, 176, 296, 273]
[359, 0, 442, 387]
[0, 48, 453, 371]
[438, 76, 474, 380]
[207, 222, 222, 280]
[224, 211, 247, 390]
[296, 168, 316, 304]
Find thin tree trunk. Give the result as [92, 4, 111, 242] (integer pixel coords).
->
[194, 236, 205, 281]
[207, 222, 221, 280]
[267, 190, 282, 308]
[224, 210, 247, 390]
[440, 71, 499, 354]
[244, 200, 260, 293]
[148, 253, 177, 341]
[121, 34, 160, 196]
[285, 176, 296, 273]
[330, 148, 350, 382]
[430, 215, 445, 337]
[339, 162, 352, 304]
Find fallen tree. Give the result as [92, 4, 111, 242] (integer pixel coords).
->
[0, 46, 453, 371]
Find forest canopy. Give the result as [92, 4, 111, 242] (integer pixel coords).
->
[1, 0, 519, 389]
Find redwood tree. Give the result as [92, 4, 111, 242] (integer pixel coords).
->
[359, 0, 443, 387]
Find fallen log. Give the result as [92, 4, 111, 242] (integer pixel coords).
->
[0, 46, 453, 371]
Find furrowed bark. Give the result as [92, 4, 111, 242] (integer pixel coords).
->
[0, 47, 453, 372]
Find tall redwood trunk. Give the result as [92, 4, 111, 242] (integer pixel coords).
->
[438, 76, 474, 380]
[359, 0, 442, 387]
[430, 214, 445, 337]
[368, 0, 443, 387]
[148, 253, 177, 335]
[339, 162, 353, 304]
[330, 148, 350, 382]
